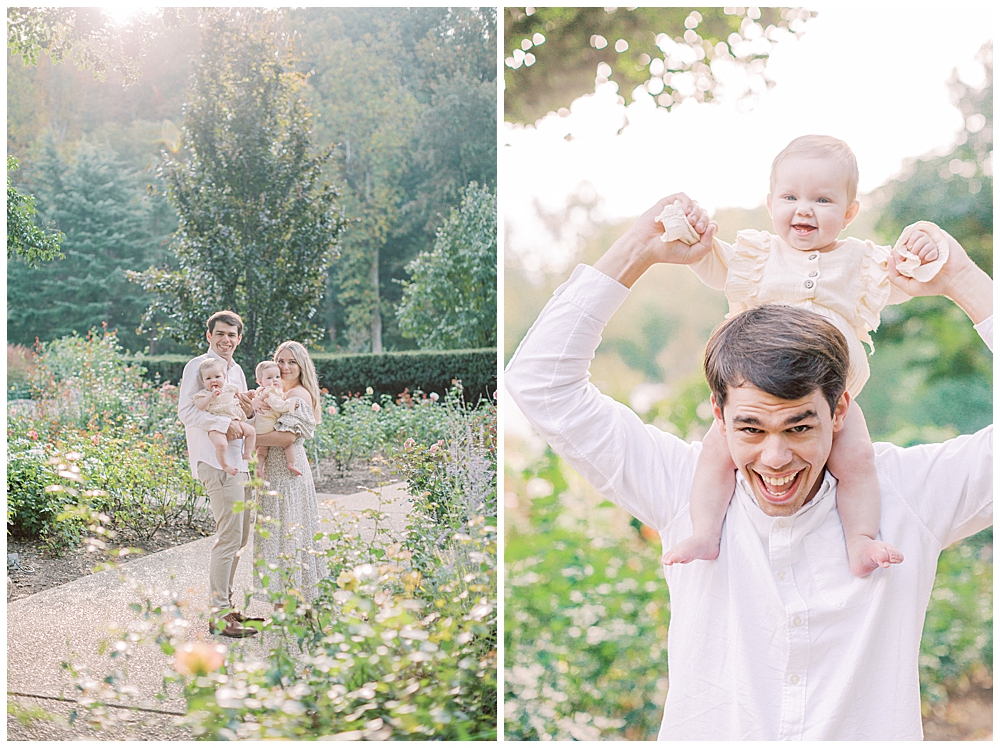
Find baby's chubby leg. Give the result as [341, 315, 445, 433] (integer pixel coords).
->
[209, 430, 237, 476]
[662, 421, 736, 565]
[240, 422, 256, 461]
[284, 444, 303, 477]
[827, 400, 903, 578]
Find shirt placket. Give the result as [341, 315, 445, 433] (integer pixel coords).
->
[769, 515, 809, 740]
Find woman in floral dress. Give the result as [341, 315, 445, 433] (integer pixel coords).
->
[252, 340, 328, 606]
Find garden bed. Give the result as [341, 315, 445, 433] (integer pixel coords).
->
[7, 453, 393, 603]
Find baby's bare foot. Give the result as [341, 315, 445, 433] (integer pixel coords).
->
[848, 536, 904, 578]
[662, 535, 721, 566]
[287, 462, 303, 477]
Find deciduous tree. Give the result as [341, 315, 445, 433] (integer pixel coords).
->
[129, 8, 345, 366]
[396, 183, 497, 350]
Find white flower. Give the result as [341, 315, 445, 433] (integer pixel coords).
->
[371, 403, 381, 412]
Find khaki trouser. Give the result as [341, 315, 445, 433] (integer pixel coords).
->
[197, 463, 252, 612]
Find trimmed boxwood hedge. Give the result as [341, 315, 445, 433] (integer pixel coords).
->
[132, 348, 498, 403]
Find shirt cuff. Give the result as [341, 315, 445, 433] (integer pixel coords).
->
[553, 264, 631, 325]
[973, 315, 993, 352]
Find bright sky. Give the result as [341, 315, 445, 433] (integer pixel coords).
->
[503, 3, 993, 270]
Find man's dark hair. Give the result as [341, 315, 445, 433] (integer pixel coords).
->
[207, 310, 244, 336]
[704, 305, 850, 416]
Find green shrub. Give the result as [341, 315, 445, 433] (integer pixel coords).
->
[504, 450, 669, 740]
[7, 328, 199, 552]
[134, 349, 498, 404]
[920, 528, 993, 703]
[6, 437, 84, 549]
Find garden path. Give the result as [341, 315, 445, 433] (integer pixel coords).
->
[5, 483, 413, 740]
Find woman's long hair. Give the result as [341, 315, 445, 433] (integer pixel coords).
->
[273, 340, 323, 423]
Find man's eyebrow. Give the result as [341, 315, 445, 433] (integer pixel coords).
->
[731, 410, 818, 427]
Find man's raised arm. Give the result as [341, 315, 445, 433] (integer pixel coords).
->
[889, 228, 993, 337]
[505, 197, 715, 531]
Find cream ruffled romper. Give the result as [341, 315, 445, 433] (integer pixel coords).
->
[192, 383, 248, 420]
[657, 203, 950, 396]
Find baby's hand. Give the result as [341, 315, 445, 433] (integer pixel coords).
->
[903, 229, 939, 264]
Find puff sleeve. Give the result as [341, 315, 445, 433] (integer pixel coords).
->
[273, 397, 316, 440]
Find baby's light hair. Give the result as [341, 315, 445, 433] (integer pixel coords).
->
[770, 135, 859, 204]
[198, 357, 226, 386]
[255, 360, 280, 380]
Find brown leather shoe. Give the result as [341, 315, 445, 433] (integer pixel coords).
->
[210, 612, 259, 638]
[231, 611, 266, 624]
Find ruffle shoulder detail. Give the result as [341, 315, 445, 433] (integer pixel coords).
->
[725, 230, 772, 314]
[855, 239, 892, 352]
[273, 397, 316, 440]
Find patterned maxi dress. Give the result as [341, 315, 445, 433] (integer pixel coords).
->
[253, 397, 328, 602]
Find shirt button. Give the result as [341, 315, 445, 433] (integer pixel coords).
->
[808, 253, 818, 260]
[790, 675, 800, 684]
[776, 570, 786, 581]
[792, 616, 803, 626]
[809, 270, 819, 277]
[778, 519, 788, 528]
[804, 280, 815, 289]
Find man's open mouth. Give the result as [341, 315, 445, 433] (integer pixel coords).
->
[755, 469, 803, 502]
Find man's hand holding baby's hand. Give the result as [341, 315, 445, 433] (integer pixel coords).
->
[595, 194, 717, 288]
[902, 229, 939, 264]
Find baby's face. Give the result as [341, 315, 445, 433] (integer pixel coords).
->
[767, 155, 859, 253]
[257, 369, 281, 388]
[202, 368, 226, 390]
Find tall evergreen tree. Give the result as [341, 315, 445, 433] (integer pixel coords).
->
[7, 138, 166, 352]
[130, 8, 345, 366]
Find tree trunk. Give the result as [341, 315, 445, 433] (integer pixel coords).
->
[370, 245, 382, 353]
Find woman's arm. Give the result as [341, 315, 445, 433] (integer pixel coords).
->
[256, 430, 297, 448]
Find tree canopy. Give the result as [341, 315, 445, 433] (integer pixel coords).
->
[504, 6, 814, 124]
[128, 8, 345, 366]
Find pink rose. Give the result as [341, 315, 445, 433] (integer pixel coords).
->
[173, 641, 226, 676]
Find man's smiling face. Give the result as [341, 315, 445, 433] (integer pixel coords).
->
[207, 321, 241, 363]
[714, 384, 850, 516]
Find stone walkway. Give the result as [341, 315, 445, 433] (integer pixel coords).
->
[5, 484, 412, 740]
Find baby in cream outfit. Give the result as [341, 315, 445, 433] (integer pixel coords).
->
[193, 358, 256, 476]
[253, 360, 302, 477]
[661, 134, 948, 578]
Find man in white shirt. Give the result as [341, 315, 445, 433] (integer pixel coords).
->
[177, 310, 261, 638]
[505, 195, 993, 740]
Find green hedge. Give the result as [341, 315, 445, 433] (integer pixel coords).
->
[133, 348, 498, 403]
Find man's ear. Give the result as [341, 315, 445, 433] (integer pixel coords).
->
[831, 391, 851, 432]
[711, 394, 726, 435]
[206, 328, 213, 344]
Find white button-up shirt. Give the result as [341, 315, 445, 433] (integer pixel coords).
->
[177, 349, 250, 478]
[505, 264, 993, 740]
